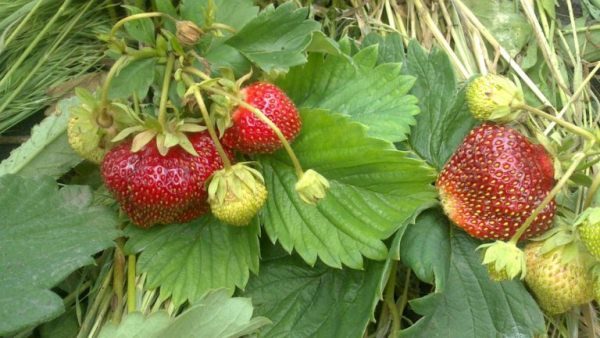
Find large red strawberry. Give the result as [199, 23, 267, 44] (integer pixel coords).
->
[221, 82, 301, 154]
[436, 123, 556, 241]
[101, 131, 232, 228]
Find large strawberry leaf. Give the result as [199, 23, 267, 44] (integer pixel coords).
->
[400, 209, 545, 337]
[180, 0, 259, 31]
[206, 3, 320, 73]
[98, 289, 270, 338]
[124, 216, 260, 307]
[0, 176, 119, 335]
[277, 46, 418, 143]
[100, 290, 270, 338]
[405, 40, 478, 170]
[0, 97, 82, 178]
[240, 242, 388, 338]
[259, 109, 437, 269]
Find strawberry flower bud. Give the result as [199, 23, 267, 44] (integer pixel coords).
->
[208, 163, 267, 226]
[295, 169, 330, 206]
[466, 74, 524, 122]
[176, 20, 203, 46]
[478, 241, 527, 281]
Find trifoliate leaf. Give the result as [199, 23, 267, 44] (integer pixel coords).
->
[99, 290, 269, 338]
[208, 2, 320, 73]
[259, 109, 437, 269]
[362, 32, 405, 64]
[277, 47, 418, 143]
[108, 57, 156, 100]
[180, 0, 259, 31]
[405, 41, 478, 170]
[124, 216, 260, 306]
[400, 209, 545, 337]
[0, 97, 82, 178]
[122, 6, 155, 46]
[0, 176, 120, 335]
[240, 242, 387, 338]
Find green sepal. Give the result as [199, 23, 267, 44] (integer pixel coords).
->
[478, 241, 527, 280]
[131, 130, 157, 153]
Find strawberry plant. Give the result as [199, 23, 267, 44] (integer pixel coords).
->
[1, 1, 600, 337]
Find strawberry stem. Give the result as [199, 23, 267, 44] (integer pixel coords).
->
[158, 53, 175, 129]
[584, 173, 600, 209]
[98, 56, 128, 127]
[127, 255, 137, 313]
[516, 104, 597, 142]
[109, 12, 176, 41]
[509, 152, 586, 244]
[181, 74, 232, 168]
[206, 86, 306, 178]
[112, 239, 126, 323]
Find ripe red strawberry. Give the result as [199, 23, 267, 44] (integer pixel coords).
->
[436, 123, 556, 241]
[101, 131, 232, 228]
[221, 82, 301, 154]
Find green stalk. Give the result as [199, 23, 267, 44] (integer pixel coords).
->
[98, 56, 129, 127]
[202, 85, 305, 178]
[515, 104, 597, 142]
[158, 53, 175, 129]
[77, 266, 114, 338]
[0, 0, 45, 52]
[127, 255, 137, 313]
[509, 152, 586, 244]
[112, 239, 126, 323]
[0, 0, 72, 91]
[181, 74, 232, 168]
[109, 12, 176, 40]
[0, 0, 96, 117]
[384, 262, 400, 337]
[584, 173, 600, 209]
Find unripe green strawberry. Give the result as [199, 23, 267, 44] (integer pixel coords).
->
[466, 74, 524, 122]
[579, 221, 600, 259]
[524, 242, 594, 314]
[67, 106, 107, 163]
[208, 163, 268, 226]
[577, 208, 600, 259]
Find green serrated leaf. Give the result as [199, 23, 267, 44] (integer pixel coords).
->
[400, 209, 545, 337]
[405, 41, 478, 170]
[0, 97, 82, 178]
[99, 289, 269, 338]
[277, 50, 418, 143]
[259, 109, 437, 269]
[240, 242, 387, 338]
[306, 31, 342, 55]
[108, 58, 157, 100]
[124, 216, 260, 306]
[0, 176, 120, 335]
[181, 0, 259, 31]
[362, 32, 406, 64]
[217, 3, 320, 72]
[122, 5, 155, 45]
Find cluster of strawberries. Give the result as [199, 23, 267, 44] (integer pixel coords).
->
[99, 82, 301, 227]
[438, 74, 600, 314]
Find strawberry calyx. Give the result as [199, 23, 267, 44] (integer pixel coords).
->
[478, 241, 526, 281]
[207, 162, 267, 226]
[295, 169, 330, 205]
